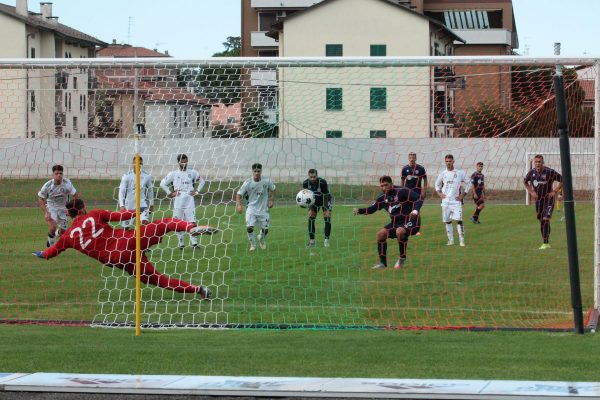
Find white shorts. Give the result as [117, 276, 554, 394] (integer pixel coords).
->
[246, 212, 270, 230]
[442, 203, 463, 222]
[121, 208, 151, 228]
[174, 207, 196, 223]
[48, 207, 68, 231]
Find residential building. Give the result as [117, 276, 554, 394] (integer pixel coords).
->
[0, 0, 106, 139]
[96, 42, 240, 139]
[240, 0, 519, 138]
[242, 0, 518, 58]
[268, 0, 462, 138]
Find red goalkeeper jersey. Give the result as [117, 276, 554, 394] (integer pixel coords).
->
[42, 209, 137, 264]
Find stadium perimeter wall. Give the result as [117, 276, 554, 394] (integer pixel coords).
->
[0, 137, 594, 191]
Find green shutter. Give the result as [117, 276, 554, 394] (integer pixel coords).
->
[370, 87, 387, 110]
[326, 88, 343, 110]
[326, 130, 343, 138]
[326, 44, 343, 57]
[370, 130, 387, 138]
[370, 44, 387, 56]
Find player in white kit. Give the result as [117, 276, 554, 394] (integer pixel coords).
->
[160, 154, 205, 249]
[434, 154, 472, 247]
[118, 156, 155, 229]
[236, 163, 276, 251]
[38, 164, 78, 247]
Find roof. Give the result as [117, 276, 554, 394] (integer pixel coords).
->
[0, 3, 106, 47]
[267, 0, 465, 43]
[95, 74, 209, 105]
[97, 45, 169, 58]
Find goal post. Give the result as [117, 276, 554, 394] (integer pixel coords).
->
[0, 56, 598, 331]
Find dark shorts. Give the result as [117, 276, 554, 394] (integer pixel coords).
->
[473, 191, 485, 206]
[535, 197, 555, 220]
[309, 198, 332, 213]
[384, 216, 420, 239]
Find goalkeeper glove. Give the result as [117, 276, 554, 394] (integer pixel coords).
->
[32, 251, 44, 259]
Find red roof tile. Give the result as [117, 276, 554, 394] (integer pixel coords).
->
[97, 46, 170, 58]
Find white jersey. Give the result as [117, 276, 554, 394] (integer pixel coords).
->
[118, 170, 154, 210]
[238, 177, 276, 215]
[160, 169, 205, 209]
[435, 169, 471, 206]
[38, 178, 77, 210]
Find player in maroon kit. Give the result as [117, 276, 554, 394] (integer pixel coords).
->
[32, 199, 216, 299]
[470, 162, 486, 224]
[523, 155, 563, 250]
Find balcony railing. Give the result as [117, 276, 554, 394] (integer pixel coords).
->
[452, 29, 513, 46]
[251, 31, 278, 48]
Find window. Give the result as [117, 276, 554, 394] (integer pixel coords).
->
[30, 91, 36, 112]
[73, 77, 78, 89]
[196, 110, 202, 128]
[27, 131, 35, 138]
[326, 88, 343, 110]
[258, 50, 278, 57]
[67, 93, 72, 111]
[227, 116, 237, 124]
[370, 45, 386, 56]
[259, 87, 277, 110]
[258, 12, 277, 31]
[73, 116, 78, 132]
[326, 44, 343, 57]
[370, 88, 387, 110]
[183, 110, 188, 128]
[172, 108, 179, 127]
[80, 95, 86, 111]
[30, 48, 36, 58]
[326, 130, 342, 138]
[370, 130, 386, 138]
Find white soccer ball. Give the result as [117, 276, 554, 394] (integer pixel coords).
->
[296, 189, 315, 208]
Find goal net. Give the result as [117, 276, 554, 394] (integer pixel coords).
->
[0, 57, 597, 330]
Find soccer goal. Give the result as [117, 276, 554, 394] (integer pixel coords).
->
[0, 56, 598, 331]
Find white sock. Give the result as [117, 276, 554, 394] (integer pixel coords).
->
[190, 235, 198, 246]
[247, 232, 256, 247]
[457, 223, 465, 242]
[177, 231, 185, 245]
[445, 223, 454, 242]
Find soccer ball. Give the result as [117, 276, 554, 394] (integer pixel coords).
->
[296, 189, 315, 208]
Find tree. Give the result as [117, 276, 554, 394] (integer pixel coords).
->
[212, 36, 241, 57]
[175, 36, 243, 105]
[455, 66, 593, 138]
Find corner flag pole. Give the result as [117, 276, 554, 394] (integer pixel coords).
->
[134, 134, 141, 336]
[554, 43, 584, 334]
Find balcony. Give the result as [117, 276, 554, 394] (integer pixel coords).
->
[453, 29, 513, 47]
[251, 31, 278, 48]
[251, 70, 277, 86]
[251, 0, 321, 8]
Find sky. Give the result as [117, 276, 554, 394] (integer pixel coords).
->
[4, 0, 600, 58]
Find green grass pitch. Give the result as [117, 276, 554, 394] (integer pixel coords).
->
[0, 179, 594, 330]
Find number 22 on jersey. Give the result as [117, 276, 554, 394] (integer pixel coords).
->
[69, 217, 104, 249]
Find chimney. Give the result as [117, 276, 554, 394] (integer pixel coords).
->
[40, 2, 52, 19]
[16, 0, 28, 17]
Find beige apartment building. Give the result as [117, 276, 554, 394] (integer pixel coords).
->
[270, 0, 461, 138]
[240, 0, 519, 138]
[0, 0, 106, 139]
